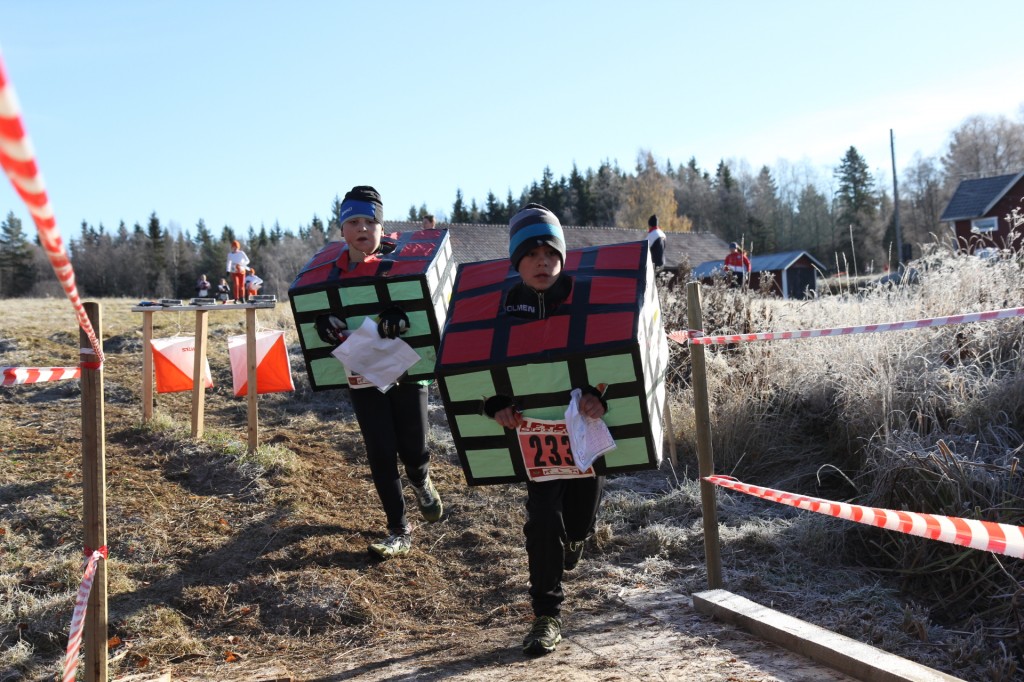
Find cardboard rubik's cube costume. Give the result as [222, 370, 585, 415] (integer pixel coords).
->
[289, 229, 454, 390]
[436, 239, 669, 485]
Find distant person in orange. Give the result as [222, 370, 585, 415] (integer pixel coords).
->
[724, 242, 751, 288]
[225, 240, 250, 303]
[244, 268, 263, 301]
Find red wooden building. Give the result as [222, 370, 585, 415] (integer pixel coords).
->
[940, 171, 1024, 255]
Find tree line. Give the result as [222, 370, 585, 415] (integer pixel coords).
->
[1, 111, 1022, 300]
[0, 209, 341, 302]
[420, 110, 1024, 274]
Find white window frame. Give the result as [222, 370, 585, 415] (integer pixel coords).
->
[970, 216, 998, 233]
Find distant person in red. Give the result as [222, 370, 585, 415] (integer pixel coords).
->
[225, 240, 250, 303]
[724, 242, 751, 288]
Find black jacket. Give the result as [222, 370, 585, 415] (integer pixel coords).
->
[503, 273, 573, 320]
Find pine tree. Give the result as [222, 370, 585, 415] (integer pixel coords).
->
[748, 166, 780, 252]
[714, 160, 747, 242]
[0, 211, 37, 296]
[795, 183, 832, 261]
[675, 157, 715, 234]
[590, 160, 623, 225]
[451, 189, 469, 223]
[145, 212, 166, 294]
[309, 215, 325, 242]
[329, 195, 343, 235]
[568, 164, 593, 226]
[505, 189, 517, 223]
[539, 167, 562, 215]
[714, 160, 735, 192]
[484, 191, 502, 224]
[194, 218, 212, 246]
[169, 231, 196, 298]
[194, 218, 223, 285]
[834, 146, 881, 273]
[835, 147, 875, 224]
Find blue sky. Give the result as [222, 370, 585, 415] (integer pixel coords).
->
[2, 1, 1022, 237]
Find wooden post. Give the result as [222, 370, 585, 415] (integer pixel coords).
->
[141, 310, 154, 423]
[80, 302, 108, 682]
[686, 281, 723, 588]
[245, 306, 258, 453]
[191, 310, 209, 438]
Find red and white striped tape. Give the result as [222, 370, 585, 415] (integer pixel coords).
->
[706, 475, 1024, 559]
[62, 547, 107, 682]
[1, 366, 81, 386]
[669, 306, 1024, 346]
[0, 50, 103, 363]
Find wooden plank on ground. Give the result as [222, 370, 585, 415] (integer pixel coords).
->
[693, 589, 965, 682]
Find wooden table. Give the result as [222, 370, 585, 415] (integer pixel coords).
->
[132, 301, 277, 452]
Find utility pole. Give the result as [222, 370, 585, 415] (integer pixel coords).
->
[890, 129, 904, 270]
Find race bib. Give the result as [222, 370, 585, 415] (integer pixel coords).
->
[516, 416, 595, 482]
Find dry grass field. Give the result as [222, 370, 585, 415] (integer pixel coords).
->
[1, 247, 1023, 682]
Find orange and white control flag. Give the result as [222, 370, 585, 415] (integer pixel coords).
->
[228, 330, 294, 397]
[151, 337, 213, 393]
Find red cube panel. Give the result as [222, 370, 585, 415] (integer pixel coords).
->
[584, 311, 635, 345]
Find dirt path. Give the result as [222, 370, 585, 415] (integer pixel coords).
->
[162, 588, 856, 682]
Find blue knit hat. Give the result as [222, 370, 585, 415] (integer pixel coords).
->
[339, 185, 384, 225]
[508, 203, 566, 270]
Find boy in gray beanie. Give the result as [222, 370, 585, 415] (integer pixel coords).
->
[485, 203, 608, 656]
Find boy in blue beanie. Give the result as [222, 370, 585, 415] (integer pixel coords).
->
[323, 185, 444, 559]
[485, 203, 608, 656]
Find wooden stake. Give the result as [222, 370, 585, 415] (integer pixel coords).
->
[191, 309, 209, 438]
[141, 310, 153, 423]
[686, 281, 722, 588]
[246, 307, 258, 452]
[80, 301, 108, 682]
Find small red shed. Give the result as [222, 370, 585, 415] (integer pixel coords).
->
[940, 171, 1024, 254]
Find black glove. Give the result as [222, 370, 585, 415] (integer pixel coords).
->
[377, 306, 410, 339]
[483, 395, 516, 418]
[315, 314, 348, 346]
